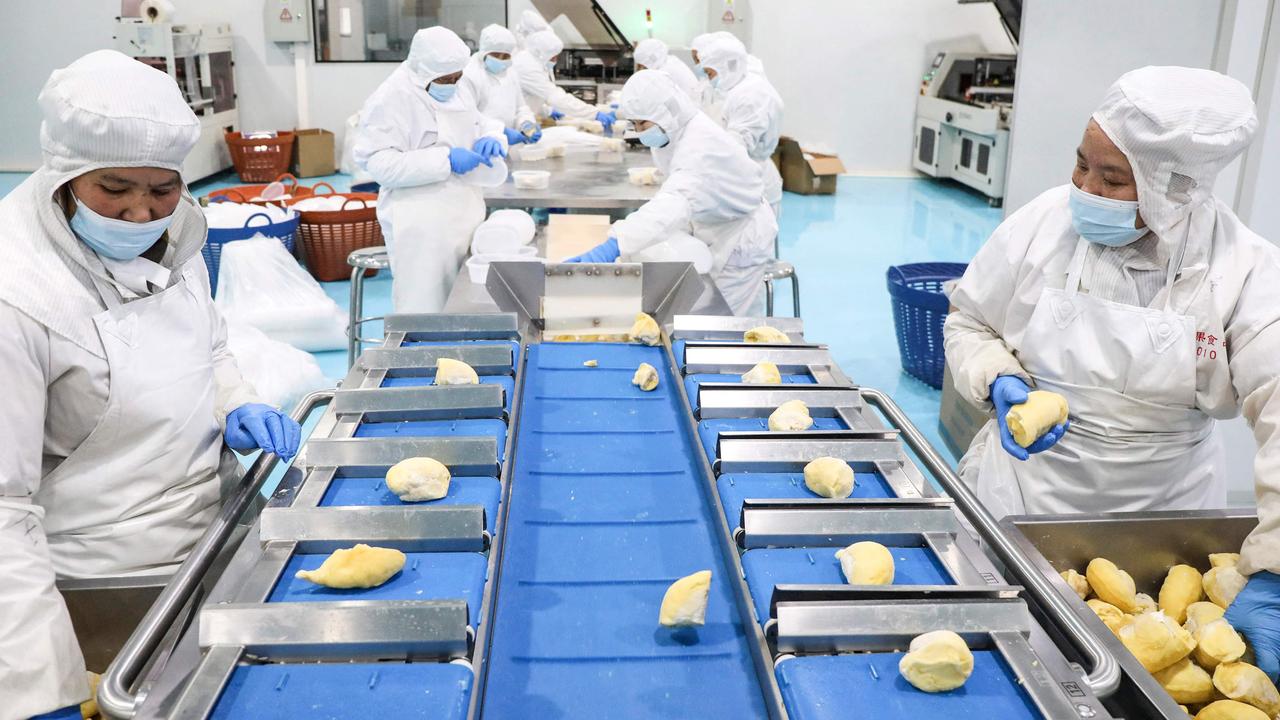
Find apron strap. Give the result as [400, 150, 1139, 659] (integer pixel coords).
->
[1064, 238, 1090, 297]
[1160, 223, 1192, 313]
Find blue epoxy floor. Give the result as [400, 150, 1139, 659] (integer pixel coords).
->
[0, 171, 1000, 461]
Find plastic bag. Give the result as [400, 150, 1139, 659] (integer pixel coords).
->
[225, 320, 331, 410]
[215, 235, 349, 351]
[339, 113, 361, 176]
[204, 201, 293, 228]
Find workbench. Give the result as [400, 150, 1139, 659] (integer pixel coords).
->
[482, 145, 658, 211]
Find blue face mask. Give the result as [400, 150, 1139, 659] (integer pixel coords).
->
[638, 125, 669, 149]
[1068, 183, 1147, 247]
[484, 55, 511, 75]
[70, 194, 172, 260]
[428, 81, 457, 103]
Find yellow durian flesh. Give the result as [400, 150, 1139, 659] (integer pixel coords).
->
[1193, 618, 1247, 670]
[659, 570, 712, 627]
[1213, 662, 1280, 717]
[1204, 566, 1248, 609]
[1160, 565, 1205, 624]
[1005, 390, 1069, 447]
[629, 313, 661, 346]
[295, 544, 406, 589]
[1184, 601, 1227, 635]
[744, 326, 791, 344]
[385, 456, 451, 502]
[434, 357, 479, 385]
[1209, 553, 1241, 569]
[1087, 558, 1139, 613]
[1134, 593, 1158, 615]
[1060, 568, 1091, 600]
[835, 541, 894, 585]
[1087, 599, 1132, 635]
[1118, 611, 1197, 673]
[631, 363, 659, 392]
[898, 630, 975, 693]
[768, 400, 814, 432]
[1154, 657, 1216, 705]
[741, 361, 782, 385]
[1195, 700, 1270, 720]
[803, 456, 855, 499]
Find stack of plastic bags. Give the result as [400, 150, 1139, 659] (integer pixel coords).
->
[466, 209, 541, 282]
[203, 200, 295, 228]
[224, 320, 329, 411]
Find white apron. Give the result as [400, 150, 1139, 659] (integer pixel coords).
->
[36, 265, 225, 578]
[961, 236, 1225, 518]
[761, 158, 783, 217]
[378, 106, 489, 314]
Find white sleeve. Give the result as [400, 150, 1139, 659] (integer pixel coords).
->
[353, 95, 451, 190]
[611, 171, 695, 256]
[0, 303, 47, 501]
[515, 57, 596, 119]
[722, 95, 769, 156]
[546, 85, 598, 120]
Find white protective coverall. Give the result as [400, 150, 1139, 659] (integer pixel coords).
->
[946, 66, 1280, 576]
[513, 8, 550, 50]
[699, 35, 784, 216]
[0, 50, 259, 719]
[612, 70, 777, 316]
[461, 25, 537, 133]
[634, 38, 701, 103]
[513, 30, 599, 121]
[355, 27, 508, 313]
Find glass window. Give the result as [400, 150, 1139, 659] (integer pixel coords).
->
[314, 0, 506, 63]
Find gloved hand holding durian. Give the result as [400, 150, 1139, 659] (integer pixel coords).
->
[990, 376, 1070, 461]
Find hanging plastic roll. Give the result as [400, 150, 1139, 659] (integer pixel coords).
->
[139, 0, 176, 23]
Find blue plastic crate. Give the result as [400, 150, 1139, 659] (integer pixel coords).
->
[201, 205, 300, 295]
[886, 262, 967, 389]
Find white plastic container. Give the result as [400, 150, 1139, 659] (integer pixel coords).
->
[466, 247, 540, 283]
[518, 145, 549, 162]
[628, 167, 660, 186]
[512, 170, 551, 189]
[545, 144, 567, 158]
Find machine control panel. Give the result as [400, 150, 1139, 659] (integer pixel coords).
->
[264, 0, 310, 42]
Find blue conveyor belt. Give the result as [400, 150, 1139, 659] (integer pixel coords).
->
[210, 662, 474, 720]
[775, 652, 1040, 720]
[716, 472, 895, 529]
[482, 343, 768, 719]
[684, 374, 816, 410]
[697, 416, 847, 460]
[320, 476, 501, 534]
[354, 418, 508, 459]
[269, 551, 487, 625]
[380, 376, 515, 412]
[741, 546, 954, 624]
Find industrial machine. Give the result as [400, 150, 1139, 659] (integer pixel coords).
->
[97, 262, 1162, 718]
[535, 0, 636, 105]
[113, 18, 238, 182]
[912, 51, 1016, 206]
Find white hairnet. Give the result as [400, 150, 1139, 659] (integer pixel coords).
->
[515, 9, 550, 39]
[39, 49, 198, 178]
[479, 24, 516, 55]
[1093, 66, 1257, 237]
[406, 27, 470, 87]
[525, 30, 564, 64]
[699, 34, 748, 91]
[619, 69, 698, 135]
[690, 33, 715, 57]
[634, 38, 669, 70]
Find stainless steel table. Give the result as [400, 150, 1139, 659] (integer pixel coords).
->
[483, 146, 659, 211]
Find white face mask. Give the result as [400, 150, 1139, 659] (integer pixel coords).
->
[70, 193, 173, 260]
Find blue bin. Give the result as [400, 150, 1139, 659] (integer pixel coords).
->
[202, 205, 299, 295]
[886, 262, 967, 389]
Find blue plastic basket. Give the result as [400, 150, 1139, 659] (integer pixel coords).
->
[202, 205, 299, 295]
[886, 262, 968, 389]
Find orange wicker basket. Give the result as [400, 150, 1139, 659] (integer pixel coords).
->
[225, 131, 296, 182]
[204, 173, 316, 206]
[286, 191, 383, 281]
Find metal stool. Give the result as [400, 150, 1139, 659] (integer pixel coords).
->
[347, 246, 391, 368]
[763, 259, 801, 318]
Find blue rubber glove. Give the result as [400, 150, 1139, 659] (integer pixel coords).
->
[565, 237, 620, 264]
[989, 376, 1069, 462]
[503, 127, 526, 145]
[472, 136, 506, 161]
[521, 122, 543, 143]
[448, 146, 486, 174]
[225, 403, 301, 460]
[549, 109, 565, 121]
[1226, 571, 1280, 682]
[596, 110, 617, 134]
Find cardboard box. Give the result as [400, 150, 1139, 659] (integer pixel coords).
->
[777, 136, 846, 195]
[938, 366, 990, 460]
[291, 128, 336, 178]
[545, 214, 612, 262]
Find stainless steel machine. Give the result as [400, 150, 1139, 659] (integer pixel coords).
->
[912, 51, 1016, 207]
[113, 18, 238, 182]
[98, 262, 1131, 719]
[534, 0, 636, 105]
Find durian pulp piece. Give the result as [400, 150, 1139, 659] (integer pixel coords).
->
[1060, 569, 1091, 600]
[835, 541, 894, 585]
[741, 361, 782, 385]
[1193, 618, 1248, 670]
[1213, 661, 1280, 717]
[659, 570, 712, 627]
[434, 357, 479, 385]
[295, 544, 406, 589]
[1204, 565, 1248, 608]
[1154, 657, 1216, 705]
[1005, 390, 1069, 447]
[803, 456, 855, 499]
[1118, 611, 1197, 673]
[81, 671, 101, 719]
[898, 630, 975, 693]
[1209, 553, 1241, 569]
[1184, 601, 1227, 635]
[1134, 592, 1158, 615]
[1194, 700, 1271, 720]
[385, 456, 451, 502]
[1160, 565, 1205, 624]
[583, 359, 599, 367]
[743, 326, 791, 344]
[1087, 599, 1132, 635]
[768, 400, 814, 432]
[629, 313, 661, 346]
[632, 363, 659, 391]
[546, 144, 567, 158]
[1087, 558, 1139, 613]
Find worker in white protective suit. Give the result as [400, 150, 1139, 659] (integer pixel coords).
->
[513, 8, 550, 50]
[634, 38, 701, 103]
[461, 24, 542, 147]
[513, 30, 617, 130]
[945, 67, 1280, 677]
[355, 27, 510, 313]
[698, 34, 784, 217]
[565, 70, 777, 316]
[0, 50, 302, 720]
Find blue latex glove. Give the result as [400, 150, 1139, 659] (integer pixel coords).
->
[1226, 571, 1280, 682]
[472, 136, 507, 161]
[225, 403, 301, 459]
[549, 109, 565, 121]
[990, 376, 1069, 462]
[521, 122, 543, 143]
[596, 110, 617, 133]
[565, 237, 620, 264]
[503, 127, 527, 145]
[448, 146, 487, 174]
